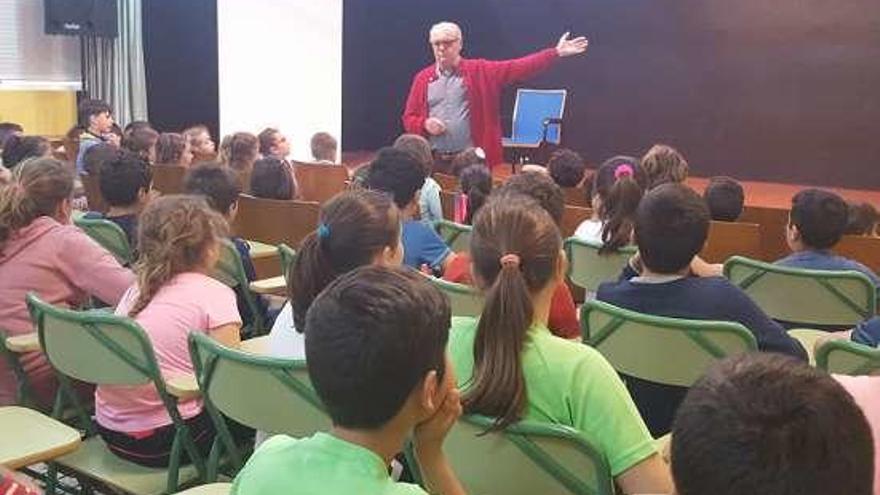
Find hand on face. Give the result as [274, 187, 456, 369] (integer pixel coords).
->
[556, 31, 589, 57]
[414, 386, 462, 450]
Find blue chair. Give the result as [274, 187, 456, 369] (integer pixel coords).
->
[502, 89, 567, 166]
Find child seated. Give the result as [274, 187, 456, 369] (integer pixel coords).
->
[672, 353, 873, 495]
[547, 148, 586, 188]
[84, 152, 154, 250]
[233, 266, 465, 495]
[640, 143, 688, 190]
[574, 155, 646, 250]
[597, 183, 806, 435]
[393, 134, 443, 225]
[0, 158, 133, 407]
[456, 164, 492, 224]
[366, 147, 452, 274]
[844, 201, 878, 236]
[449, 196, 673, 494]
[703, 176, 744, 222]
[95, 195, 242, 466]
[249, 157, 296, 200]
[310, 132, 338, 164]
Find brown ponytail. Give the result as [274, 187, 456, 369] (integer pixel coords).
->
[464, 195, 562, 429]
[592, 156, 648, 255]
[0, 158, 73, 256]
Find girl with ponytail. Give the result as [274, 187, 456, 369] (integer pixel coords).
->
[95, 194, 242, 467]
[448, 195, 673, 494]
[0, 158, 133, 407]
[456, 164, 492, 225]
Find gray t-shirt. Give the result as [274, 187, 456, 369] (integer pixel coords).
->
[427, 68, 473, 152]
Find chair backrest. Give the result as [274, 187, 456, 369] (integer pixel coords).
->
[426, 276, 483, 317]
[439, 190, 456, 221]
[560, 205, 593, 238]
[151, 164, 187, 195]
[212, 240, 265, 334]
[739, 205, 790, 262]
[278, 243, 297, 283]
[511, 89, 567, 145]
[434, 219, 472, 253]
[292, 161, 349, 203]
[835, 234, 880, 276]
[562, 187, 590, 208]
[232, 194, 319, 247]
[815, 339, 880, 376]
[564, 238, 635, 293]
[699, 220, 762, 264]
[74, 216, 133, 266]
[444, 415, 614, 495]
[80, 173, 108, 213]
[581, 300, 756, 387]
[433, 173, 458, 191]
[724, 256, 877, 326]
[189, 333, 330, 437]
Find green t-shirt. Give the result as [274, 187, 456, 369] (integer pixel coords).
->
[232, 432, 426, 495]
[448, 316, 657, 476]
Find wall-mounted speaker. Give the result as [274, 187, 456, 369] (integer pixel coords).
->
[44, 0, 118, 38]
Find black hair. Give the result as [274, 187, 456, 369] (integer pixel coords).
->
[789, 188, 849, 250]
[844, 202, 879, 236]
[593, 155, 648, 254]
[496, 172, 564, 225]
[82, 143, 121, 176]
[1, 135, 51, 170]
[704, 176, 744, 222]
[250, 157, 295, 200]
[672, 353, 873, 495]
[77, 99, 112, 127]
[458, 164, 492, 225]
[450, 147, 486, 177]
[547, 148, 586, 188]
[393, 134, 434, 177]
[98, 153, 153, 207]
[0, 122, 23, 149]
[183, 163, 241, 215]
[291, 189, 400, 331]
[365, 147, 425, 209]
[305, 265, 450, 429]
[635, 183, 710, 274]
[123, 121, 153, 136]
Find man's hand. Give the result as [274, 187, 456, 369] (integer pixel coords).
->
[425, 117, 447, 136]
[556, 32, 589, 57]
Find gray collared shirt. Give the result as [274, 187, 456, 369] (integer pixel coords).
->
[427, 66, 472, 152]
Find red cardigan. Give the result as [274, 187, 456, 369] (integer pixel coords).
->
[402, 48, 559, 168]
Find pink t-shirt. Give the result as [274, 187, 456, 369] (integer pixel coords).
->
[95, 272, 241, 433]
[835, 374, 880, 495]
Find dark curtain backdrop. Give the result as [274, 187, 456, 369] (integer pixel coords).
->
[343, 0, 880, 189]
[142, 0, 219, 140]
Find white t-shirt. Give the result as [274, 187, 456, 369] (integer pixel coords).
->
[574, 219, 604, 244]
[267, 302, 306, 360]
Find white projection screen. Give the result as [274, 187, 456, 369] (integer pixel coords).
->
[217, 0, 342, 162]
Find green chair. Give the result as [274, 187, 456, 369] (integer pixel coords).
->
[724, 256, 876, 328]
[188, 332, 330, 480]
[816, 339, 880, 375]
[74, 216, 134, 266]
[564, 238, 636, 293]
[211, 240, 267, 337]
[425, 276, 483, 317]
[434, 219, 472, 252]
[278, 243, 297, 283]
[581, 300, 756, 387]
[26, 293, 206, 495]
[0, 330, 37, 408]
[439, 414, 615, 495]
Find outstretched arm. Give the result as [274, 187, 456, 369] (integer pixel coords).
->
[487, 31, 589, 86]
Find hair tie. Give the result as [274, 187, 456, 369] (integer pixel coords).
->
[500, 253, 521, 269]
[317, 223, 331, 239]
[614, 164, 634, 180]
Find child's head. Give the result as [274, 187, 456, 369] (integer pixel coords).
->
[547, 148, 586, 188]
[635, 183, 710, 274]
[450, 147, 486, 177]
[224, 132, 259, 173]
[641, 144, 688, 190]
[77, 99, 113, 133]
[671, 353, 873, 495]
[0, 158, 73, 255]
[130, 195, 228, 317]
[703, 176, 744, 222]
[0, 122, 23, 150]
[496, 171, 564, 225]
[183, 164, 241, 218]
[291, 189, 402, 330]
[123, 120, 153, 137]
[257, 127, 290, 159]
[305, 265, 452, 430]
[155, 133, 193, 167]
[465, 195, 564, 428]
[183, 125, 216, 161]
[844, 201, 878, 236]
[250, 157, 296, 200]
[393, 133, 434, 178]
[122, 127, 159, 164]
[593, 155, 647, 253]
[787, 188, 848, 251]
[365, 147, 425, 215]
[82, 143, 121, 176]
[458, 164, 492, 225]
[99, 153, 153, 210]
[310, 132, 338, 163]
[1, 135, 51, 170]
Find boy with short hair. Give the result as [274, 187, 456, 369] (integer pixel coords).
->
[232, 266, 465, 495]
[310, 132, 338, 163]
[547, 148, 586, 188]
[84, 152, 153, 250]
[597, 183, 806, 435]
[76, 99, 114, 175]
[672, 353, 873, 495]
[703, 176, 744, 222]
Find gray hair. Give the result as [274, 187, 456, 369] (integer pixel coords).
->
[429, 22, 462, 42]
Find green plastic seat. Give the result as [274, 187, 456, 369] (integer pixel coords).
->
[278, 243, 297, 283]
[424, 276, 483, 317]
[211, 240, 267, 337]
[564, 238, 636, 293]
[816, 339, 880, 375]
[581, 300, 757, 387]
[436, 414, 615, 495]
[724, 256, 876, 328]
[188, 332, 330, 480]
[26, 293, 207, 495]
[0, 330, 37, 408]
[74, 216, 134, 266]
[434, 219, 472, 252]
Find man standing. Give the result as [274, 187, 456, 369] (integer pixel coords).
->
[403, 22, 588, 171]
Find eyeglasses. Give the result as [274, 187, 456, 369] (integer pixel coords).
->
[431, 38, 460, 48]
